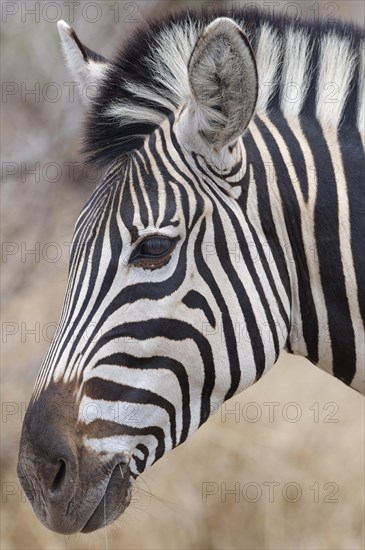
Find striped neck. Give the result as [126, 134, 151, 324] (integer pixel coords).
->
[246, 113, 364, 392]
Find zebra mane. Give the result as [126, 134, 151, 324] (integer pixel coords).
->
[84, 6, 364, 166]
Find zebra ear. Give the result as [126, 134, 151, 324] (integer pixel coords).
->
[57, 20, 109, 104]
[180, 17, 258, 153]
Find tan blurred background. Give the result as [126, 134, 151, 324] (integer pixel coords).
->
[1, 1, 364, 549]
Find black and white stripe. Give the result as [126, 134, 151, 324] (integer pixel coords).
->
[32, 7, 364, 478]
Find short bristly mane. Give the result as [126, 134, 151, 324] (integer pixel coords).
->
[84, 6, 364, 166]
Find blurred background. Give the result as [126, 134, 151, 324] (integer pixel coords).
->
[1, 1, 364, 549]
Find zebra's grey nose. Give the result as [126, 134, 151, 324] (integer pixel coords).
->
[17, 426, 77, 504]
[17, 382, 134, 535]
[41, 454, 75, 500]
[17, 384, 78, 508]
[49, 459, 67, 494]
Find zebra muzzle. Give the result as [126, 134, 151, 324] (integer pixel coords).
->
[17, 383, 133, 534]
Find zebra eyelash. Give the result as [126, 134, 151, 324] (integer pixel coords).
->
[129, 235, 179, 269]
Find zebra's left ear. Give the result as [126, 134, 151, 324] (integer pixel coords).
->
[178, 17, 257, 155]
[57, 20, 110, 104]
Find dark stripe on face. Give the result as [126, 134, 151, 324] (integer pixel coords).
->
[33, 172, 119, 390]
[70, 181, 112, 267]
[84, 318, 215, 427]
[204, 155, 244, 180]
[167, 120, 206, 228]
[159, 124, 193, 226]
[92, 353, 191, 444]
[142, 132, 162, 223]
[243, 128, 291, 332]
[134, 444, 149, 472]
[212, 197, 271, 379]
[182, 290, 216, 329]
[50, 188, 117, 373]
[78, 235, 188, 357]
[83, 419, 165, 463]
[131, 157, 150, 228]
[65, 192, 108, 317]
[153, 128, 181, 227]
[300, 116, 356, 384]
[192, 156, 281, 376]
[170, 123, 277, 387]
[194, 219, 241, 398]
[84, 378, 177, 448]
[61, 189, 123, 377]
[120, 161, 136, 233]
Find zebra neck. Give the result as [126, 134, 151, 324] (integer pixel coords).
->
[246, 113, 364, 393]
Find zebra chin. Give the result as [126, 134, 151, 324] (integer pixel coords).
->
[16, 383, 133, 534]
[79, 463, 133, 534]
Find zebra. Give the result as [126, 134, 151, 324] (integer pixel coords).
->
[17, 5, 364, 535]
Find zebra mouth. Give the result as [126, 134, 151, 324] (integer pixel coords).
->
[80, 462, 132, 533]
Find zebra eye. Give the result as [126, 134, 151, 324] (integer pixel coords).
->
[131, 236, 174, 262]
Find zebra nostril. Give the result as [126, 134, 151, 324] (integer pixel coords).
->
[50, 459, 67, 494]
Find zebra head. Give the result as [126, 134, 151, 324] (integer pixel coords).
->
[17, 15, 290, 534]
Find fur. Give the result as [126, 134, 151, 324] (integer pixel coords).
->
[59, 8, 364, 165]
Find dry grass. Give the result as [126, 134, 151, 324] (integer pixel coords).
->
[1, 1, 364, 549]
